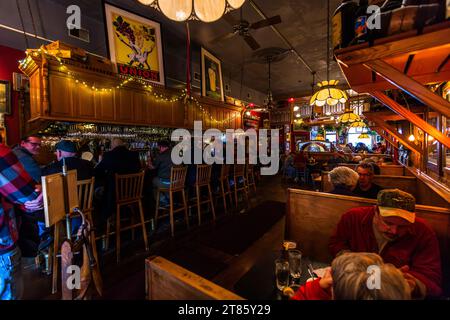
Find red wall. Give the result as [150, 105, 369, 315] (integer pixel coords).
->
[0, 45, 26, 146]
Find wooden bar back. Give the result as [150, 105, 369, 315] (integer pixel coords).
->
[77, 178, 95, 214]
[196, 164, 212, 186]
[220, 164, 230, 181]
[145, 256, 243, 300]
[170, 166, 187, 191]
[115, 171, 145, 204]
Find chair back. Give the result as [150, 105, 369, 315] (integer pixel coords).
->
[220, 164, 230, 181]
[234, 164, 245, 177]
[115, 171, 145, 204]
[170, 166, 187, 191]
[246, 164, 254, 178]
[77, 177, 95, 213]
[196, 164, 211, 186]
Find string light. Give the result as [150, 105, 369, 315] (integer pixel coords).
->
[20, 48, 185, 103]
[20, 47, 242, 125]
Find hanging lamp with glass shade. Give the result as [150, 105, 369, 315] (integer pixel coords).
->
[358, 133, 370, 139]
[339, 105, 360, 124]
[349, 121, 366, 128]
[137, 0, 246, 23]
[310, 0, 348, 107]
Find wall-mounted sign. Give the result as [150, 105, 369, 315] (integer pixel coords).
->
[104, 3, 165, 86]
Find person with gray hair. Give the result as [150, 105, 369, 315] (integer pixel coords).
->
[328, 166, 359, 196]
[290, 252, 411, 300]
[331, 252, 411, 300]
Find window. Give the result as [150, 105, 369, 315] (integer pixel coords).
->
[347, 127, 372, 149]
[445, 117, 450, 169]
[427, 117, 439, 166]
[326, 132, 337, 143]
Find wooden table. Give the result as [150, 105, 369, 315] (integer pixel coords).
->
[233, 249, 328, 300]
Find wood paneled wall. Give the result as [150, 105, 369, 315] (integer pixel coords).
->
[25, 61, 243, 130]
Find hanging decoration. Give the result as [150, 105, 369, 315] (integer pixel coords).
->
[310, 0, 348, 108]
[20, 47, 242, 125]
[338, 105, 361, 124]
[136, 0, 246, 23]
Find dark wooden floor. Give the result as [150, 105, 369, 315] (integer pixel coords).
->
[23, 174, 299, 300]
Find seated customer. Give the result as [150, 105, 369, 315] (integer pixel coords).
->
[291, 252, 411, 300]
[95, 138, 141, 223]
[361, 158, 380, 175]
[329, 189, 442, 298]
[328, 167, 359, 196]
[353, 163, 382, 199]
[148, 140, 173, 205]
[43, 140, 94, 180]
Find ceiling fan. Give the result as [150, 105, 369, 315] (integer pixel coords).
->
[210, 8, 282, 51]
[246, 48, 291, 113]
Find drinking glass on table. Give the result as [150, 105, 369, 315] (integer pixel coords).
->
[288, 249, 302, 283]
[275, 259, 290, 291]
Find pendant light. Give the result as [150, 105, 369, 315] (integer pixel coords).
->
[310, 0, 348, 107]
[137, 0, 246, 23]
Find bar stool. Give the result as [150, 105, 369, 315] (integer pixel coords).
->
[105, 171, 148, 263]
[51, 177, 97, 294]
[154, 166, 189, 237]
[216, 164, 233, 214]
[245, 164, 257, 194]
[232, 164, 249, 208]
[188, 165, 216, 225]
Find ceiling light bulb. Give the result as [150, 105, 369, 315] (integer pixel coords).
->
[408, 134, 416, 142]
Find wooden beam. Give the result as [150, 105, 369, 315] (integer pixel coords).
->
[370, 91, 450, 149]
[365, 60, 450, 118]
[341, 65, 450, 93]
[364, 106, 426, 121]
[335, 22, 450, 66]
[365, 114, 422, 154]
[371, 126, 399, 150]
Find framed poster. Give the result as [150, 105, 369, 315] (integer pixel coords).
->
[104, 3, 165, 86]
[0, 80, 11, 114]
[201, 48, 224, 102]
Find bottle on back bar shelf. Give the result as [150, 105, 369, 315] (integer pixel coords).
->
[332, 0, 359, 50]
[350, 0, 370, 45]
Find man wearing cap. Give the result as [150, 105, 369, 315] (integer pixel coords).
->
[329, 189, 442, 298]
[42, 140, 94, 180]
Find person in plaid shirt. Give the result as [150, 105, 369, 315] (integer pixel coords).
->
[0, 142, 42, 300]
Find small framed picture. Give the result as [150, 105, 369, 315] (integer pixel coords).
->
[0, 80, 11, 115]
[201, 47, 224, 102]
[12, 72, 30, 92]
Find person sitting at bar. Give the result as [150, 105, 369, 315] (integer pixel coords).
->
[352, 163, 382, 199]
[95, 138, 141, 225]
[148, 140, 173, 206]
[329, 189, 442, 298]
[12, 134, 42, 183]
[41, 140, 95, 238]
[328, 167, 359, 196]
[43, 140, 94, 180]
[291, 252, 411, 300]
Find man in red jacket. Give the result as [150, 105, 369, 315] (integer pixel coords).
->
[329, 189, 442, 298]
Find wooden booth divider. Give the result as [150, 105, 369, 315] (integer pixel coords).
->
[145, 256, 243, 300]
[321, 171, 449, 208]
